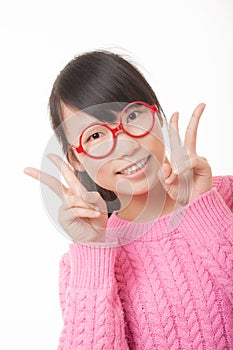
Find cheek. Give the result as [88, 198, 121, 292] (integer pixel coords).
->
[94, 163, 116, 191]
[144, 130, 166, 166]
[154, 140, 166, 165]
[151, 123, 166, 160]
[79, 156, 115, 190]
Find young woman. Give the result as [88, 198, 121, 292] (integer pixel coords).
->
[24, 50, 233, 349]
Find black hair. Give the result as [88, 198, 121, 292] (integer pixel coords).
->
[49, 50, 165, 216]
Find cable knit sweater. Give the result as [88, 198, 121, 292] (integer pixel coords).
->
[58, 176, 233, 350]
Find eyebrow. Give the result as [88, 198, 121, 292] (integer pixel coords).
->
[89, 105, 143, 124]
[125, 104, 144, 111]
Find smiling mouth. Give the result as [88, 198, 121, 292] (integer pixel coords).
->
[116, 155, 150, 175]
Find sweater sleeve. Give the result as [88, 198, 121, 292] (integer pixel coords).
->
[58, 243, 129, 350]
[178, 175, 233, 302]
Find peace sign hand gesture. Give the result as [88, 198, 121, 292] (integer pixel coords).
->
[159, 103, 212, 206]
[24, 154, 108, 243]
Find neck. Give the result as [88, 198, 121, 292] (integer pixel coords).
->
[117, 181, 180, 222]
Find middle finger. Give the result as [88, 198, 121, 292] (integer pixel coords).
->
[47, 153, 88, 198]
[184, 103, 206, 154]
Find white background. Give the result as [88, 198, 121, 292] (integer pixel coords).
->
[0, 0, 232, 348]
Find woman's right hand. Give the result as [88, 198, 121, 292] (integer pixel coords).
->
[24, 154, 108, 243]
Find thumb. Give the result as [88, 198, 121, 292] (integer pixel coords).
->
[158, 162, 172, 183]
[82, 191, 107, 213]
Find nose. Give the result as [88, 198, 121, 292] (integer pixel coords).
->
[113, 129, 140, 157]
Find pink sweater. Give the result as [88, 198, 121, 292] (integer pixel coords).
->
[58, 176, 233, 349]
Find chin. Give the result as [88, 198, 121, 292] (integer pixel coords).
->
[115, 174, 160, 197]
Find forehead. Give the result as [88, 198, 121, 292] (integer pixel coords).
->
[60, 102, 122, 144]
[61, 104, 96, 144]
[61, 102, 97, 124]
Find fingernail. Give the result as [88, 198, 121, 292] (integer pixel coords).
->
[24, 167, 30, 174]
[24, 168, 34, 176]
[24, 168, 38, 177]
[47, 153, 59, 162]
[171, 112, 179, 123]
[83, 192, 92, 201]
[158, 168, 164, 180]
[93, 205, 100, 212]
[165, 177, 172, 184]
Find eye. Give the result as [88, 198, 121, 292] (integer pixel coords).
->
[127, 111, 138, 122]
[87, 132, 104, 142]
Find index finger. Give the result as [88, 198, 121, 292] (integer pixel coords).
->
[24, 167, 67, 199]
[169, 112, 185, 167]
[168, 112, 191, 173]
[47, 153, 88, 198]
[169, 112, 181, 153]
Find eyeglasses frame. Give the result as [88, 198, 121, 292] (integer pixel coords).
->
[69, 100, 158, 159]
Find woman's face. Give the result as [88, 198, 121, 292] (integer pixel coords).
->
[61, 102, 166, 198]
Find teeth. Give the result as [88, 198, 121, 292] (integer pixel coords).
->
[121, 156, 149, 175]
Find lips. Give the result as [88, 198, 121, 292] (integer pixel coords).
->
[117, 156, 150, 175]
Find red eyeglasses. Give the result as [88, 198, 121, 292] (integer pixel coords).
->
[69, 101, 158, 159]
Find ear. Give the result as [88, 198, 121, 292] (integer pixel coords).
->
[67, 149, 84, 172]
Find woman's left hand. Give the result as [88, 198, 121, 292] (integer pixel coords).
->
[159, 103, 212, 206]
